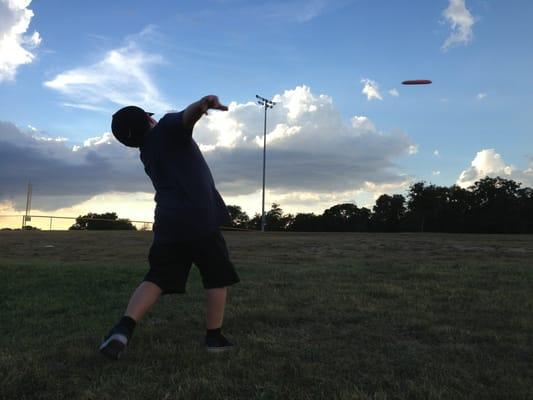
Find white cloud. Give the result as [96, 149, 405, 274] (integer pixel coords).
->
[442, 0, 475, 51]
[33, 135, 68, 143]
[408, 145, 419, 155]
[361, 79, 383, 101]
[434, 149, 440, 156]
[432, 170, 441, 176]
[0, 0, 41, 82]
[351, 116, 376, 132]
[62, 102, 110, 113]
[388, 89, 399, 97]
[477, 92, 487, 100]
[457, 149, 533, 188]
[44, 32, 170, 113]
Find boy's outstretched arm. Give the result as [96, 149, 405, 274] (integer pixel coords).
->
[182, 95, 228, 130]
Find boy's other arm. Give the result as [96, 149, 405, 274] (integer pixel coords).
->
[182, 95, 228, 131]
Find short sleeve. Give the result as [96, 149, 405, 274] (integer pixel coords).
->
[157, 111, 193, 145]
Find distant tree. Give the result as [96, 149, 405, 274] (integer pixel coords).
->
[265, 203, 287, 231]
[322, 203, 370, 232]
[226, 205, 250, 228]
[22, 225, 41, 231]
[371, 194, 405, 232]
[517, 187, 533, 233]
[289, 213, 323, 232]
[406, 182, 448, 232]
[69, 212, 136, 230]
[469, 176, 521, 233]
[323, 203, 358, 231]
[443, 185, 472, 232]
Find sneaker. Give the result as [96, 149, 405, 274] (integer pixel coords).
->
[99, 328, 129, 360]
[205, 334, 235, 353]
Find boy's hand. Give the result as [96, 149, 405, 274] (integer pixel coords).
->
[183, 95, 228, 130]
[200, 95, 228, 115]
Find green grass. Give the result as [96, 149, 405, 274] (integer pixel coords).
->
[1, 231, 533, 399]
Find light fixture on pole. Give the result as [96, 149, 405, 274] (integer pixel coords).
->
[256, 94, 276, 232]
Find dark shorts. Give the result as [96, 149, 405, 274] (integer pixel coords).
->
[144, 230, 240, 294]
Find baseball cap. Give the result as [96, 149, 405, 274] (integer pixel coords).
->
[111, 106, 154, 148]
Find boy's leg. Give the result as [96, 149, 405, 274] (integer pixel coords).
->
[125, 281, 163, 321]
[205, 287, 235, 352]
[100, 281, 162, 360]
[206, 287, 227, 329]
[195, 231, 239, 352]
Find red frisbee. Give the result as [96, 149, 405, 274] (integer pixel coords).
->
[402, 79, 432, 85]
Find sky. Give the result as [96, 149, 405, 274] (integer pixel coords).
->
[1, 0, 532, 229]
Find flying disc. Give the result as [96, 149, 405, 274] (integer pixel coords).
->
[402, 80, 432, 85]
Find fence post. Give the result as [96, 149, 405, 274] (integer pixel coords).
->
[49, 217, 53, 231]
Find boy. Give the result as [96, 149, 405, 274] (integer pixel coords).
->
[101, 95, 240, 360]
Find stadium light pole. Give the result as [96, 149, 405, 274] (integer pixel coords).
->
[256, 95, 276, 232]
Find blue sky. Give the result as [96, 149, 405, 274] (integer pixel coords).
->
[1, 0, 532, 226]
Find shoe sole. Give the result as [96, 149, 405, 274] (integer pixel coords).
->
[206, 345, 235, 353]
[99, 334, 127, 360]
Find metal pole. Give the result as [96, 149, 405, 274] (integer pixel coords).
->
[49, 217, 52, 231]
[23, 182, 32, 229]
[261, 104, 267, 232]
[256, 95, 276, 232]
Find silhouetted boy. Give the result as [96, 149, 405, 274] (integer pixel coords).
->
[100, 96, 239, 359]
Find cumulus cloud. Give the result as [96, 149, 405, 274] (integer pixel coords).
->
[44, 30, 170, 113]
[432, 171, 441, 176]
[0, 86, 414, 212]
[0, 0, 41, 82]
[408, 145, 419, 155]
[477, 92, 487, 100]
[361, 79, 383, 101]
[434, 149, 440, 156]
[442, 0, 475, 51]
[457, 149, 533, 188]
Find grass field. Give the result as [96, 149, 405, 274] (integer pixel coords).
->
[1, 231, 533, 400]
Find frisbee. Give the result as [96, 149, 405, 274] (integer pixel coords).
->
[402, 80, 432, 85]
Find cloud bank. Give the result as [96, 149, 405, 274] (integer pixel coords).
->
[0, 0, 41, 82]
[1, 86, 414, 212]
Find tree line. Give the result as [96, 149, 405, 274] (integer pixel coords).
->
[66, 177, 532, 234]
[228, 177, 533, 234]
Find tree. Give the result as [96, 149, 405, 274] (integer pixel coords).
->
[517, 187, 533, 233]
[469, 176, 521, 233]
[406, 182, 448, 232]
[226, 205, 249, 229]
[22, 225, 41, 231]
[443, 185, 472, 232]
[322, 203, 370, 232]
[69, 212, 136, 230]
[371, 194, 405, 232]
[289, 213, 323, 232]
[265, 203, 288, 231]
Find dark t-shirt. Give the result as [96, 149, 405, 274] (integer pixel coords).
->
[140, 112, 230, 241]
